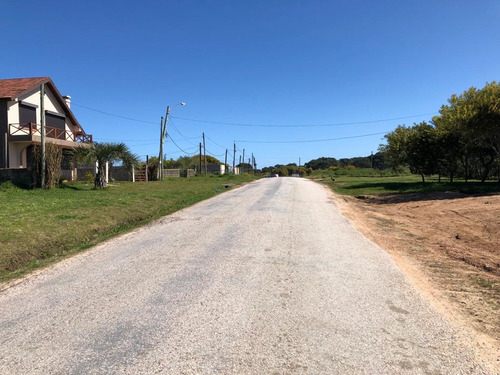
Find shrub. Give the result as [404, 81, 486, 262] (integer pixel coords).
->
[31, 143, 63, 189]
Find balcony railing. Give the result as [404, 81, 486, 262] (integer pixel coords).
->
[9, 123, 92, 144]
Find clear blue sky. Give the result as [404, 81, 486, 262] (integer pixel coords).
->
[2, 1, 499, 167]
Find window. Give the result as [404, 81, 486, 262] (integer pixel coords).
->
[19, 103, 36, 127]
[45, 111, 66, 139]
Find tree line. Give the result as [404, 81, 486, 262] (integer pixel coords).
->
[382, 82, 500, 183]
[303, 153, 387, 171]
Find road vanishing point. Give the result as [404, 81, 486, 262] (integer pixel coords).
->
[0, 178, 494, 374]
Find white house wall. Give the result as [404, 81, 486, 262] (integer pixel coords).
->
[8, 142, 30, 168]
[7, 100, 20, 126]
[7, 85, 76, 132]
[5, 84, 77, 168]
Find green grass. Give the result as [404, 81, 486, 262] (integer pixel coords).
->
[314, 167, 404, 177]
[312, 174, 500, 197]
[0, 174, 259, 282]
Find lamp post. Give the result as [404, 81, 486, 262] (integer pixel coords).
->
[159, 102, 185, 180]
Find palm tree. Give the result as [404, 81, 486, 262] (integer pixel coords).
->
[73, 142, 139, 188]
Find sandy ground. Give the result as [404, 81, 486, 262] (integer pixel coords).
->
[329, 188, 500, 365]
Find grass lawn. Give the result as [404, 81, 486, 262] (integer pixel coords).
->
[0, 174, 259, 282]
[312, 174, 500, 197]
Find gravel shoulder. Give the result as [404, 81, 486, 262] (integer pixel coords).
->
[0, 178, 496, 374]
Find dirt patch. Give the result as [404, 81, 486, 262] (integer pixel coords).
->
[330, 190, 500, 364]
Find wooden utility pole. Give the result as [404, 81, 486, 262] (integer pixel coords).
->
[224, 149, 228, 175]
[199, 143, 202, 174]
[159, 103, 185, 179]
[40, 84, 46, 189]
[242, 149, 245, 172]
[158, 116, 164, 180]
[233, 142, 236, 174]
[202, 132, 207, 175]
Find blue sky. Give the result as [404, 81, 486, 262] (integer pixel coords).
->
[2, 1, 499, 167]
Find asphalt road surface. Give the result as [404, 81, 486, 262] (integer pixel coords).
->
[0, 178, 494, 374]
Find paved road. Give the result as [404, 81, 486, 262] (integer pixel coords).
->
[0, 178, 493, 374]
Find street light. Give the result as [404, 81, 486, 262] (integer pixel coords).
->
[159, 102, 186, 180]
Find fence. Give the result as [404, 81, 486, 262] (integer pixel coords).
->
[75, 165, 133, 182]
[0, 168, 33, 188]
[163, 169, 180, 178]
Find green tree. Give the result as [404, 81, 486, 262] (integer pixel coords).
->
[383, 123, 438, 182]
[304, 157, 338, 170]
[433, 82, 500, 182]
[434, 130, 462, 183]
[237, 163, 254, 174]
[405, 122, 439, 182]
[273, 165, 289, 176]
[382, 125, 412, 172]
[73, 142, 139, 188]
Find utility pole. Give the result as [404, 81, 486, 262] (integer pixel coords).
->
[159, 103, 185, 180]
[40, 84, 46, 189]
[233, 142, 236, 174]
[224, 149, 228, 175]
[199, 143, 202, 174]
[202, 132, 207, 175]
[158, 116, 164, 180]
[242, 149, 245, 172]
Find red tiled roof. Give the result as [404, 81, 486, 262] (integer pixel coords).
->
[0, 77, 85, 131]
[0, 77, 50, 99]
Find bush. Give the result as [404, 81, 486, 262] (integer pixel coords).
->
[85, 172, 94, 186]
[0, 181, 19, 191]
[31, 143, 63, 189]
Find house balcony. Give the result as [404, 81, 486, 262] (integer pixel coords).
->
[9, 123, 92, 147]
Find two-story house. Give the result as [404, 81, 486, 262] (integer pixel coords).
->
[0, 77, 92, 180]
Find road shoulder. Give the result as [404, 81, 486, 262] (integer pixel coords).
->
[325, 186, 500, 370]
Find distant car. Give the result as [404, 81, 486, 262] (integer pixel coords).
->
[291, 174, 299, 177]
[269, 173, 279, 177]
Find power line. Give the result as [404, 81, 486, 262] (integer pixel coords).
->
[236, 131, 390, 144]
[166, 133, 198, 155]
[93, 137, 157, 143]
[169, 118, 201, 143]
[171, 113, 437, 128]
[205, 134, 227, 150]
[73, 102, 435, 129]
[205, 148, 226, 158]
[72, 103, 157, 124]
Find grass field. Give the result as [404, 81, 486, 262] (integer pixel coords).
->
[313, 174, 500, 196]
[0, 174, 259, 282]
